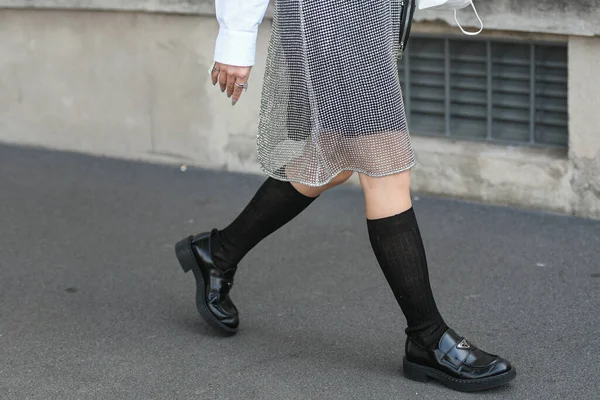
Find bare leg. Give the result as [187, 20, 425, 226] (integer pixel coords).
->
[359, 170, 412, 219]
[292, 170, 354, 198]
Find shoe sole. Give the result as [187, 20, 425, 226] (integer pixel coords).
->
[175, 236, 237, 335]
[403, 357, 516, 392]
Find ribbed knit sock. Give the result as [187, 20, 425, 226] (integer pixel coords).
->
[212, 177, 317, 270]
[367, 207, 448, 349]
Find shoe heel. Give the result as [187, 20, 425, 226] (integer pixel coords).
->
[175, 237, 195, 273]
[403, 357, 430, 383]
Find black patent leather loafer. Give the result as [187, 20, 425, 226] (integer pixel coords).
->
[175, 229, 239, 335]
[403, 328, 516, 392]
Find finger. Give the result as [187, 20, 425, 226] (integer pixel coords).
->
[210, 62, 221, 86]
[218, 69, 228, 93]
[231, 80, 245, 106]
[226, 74, 237, 98]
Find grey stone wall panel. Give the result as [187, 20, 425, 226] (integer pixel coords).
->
[0, 0, 216, 15]
[1, 0, 600, 36]
[0, 7, 599, 219]
[415, 0, 600, 37]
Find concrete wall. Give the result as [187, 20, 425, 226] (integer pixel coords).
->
[2, 0, 600, 36]
[416, 0, 600, 37]
[0, 7, 599, 219]
[0, 9, 266, 174]
[567, 37, 600, 218]
[0, 0, 215, 15]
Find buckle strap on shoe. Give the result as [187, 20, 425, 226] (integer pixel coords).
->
[209, 274, 234, 294]
[457, 338, 473, 350]
[437, 329, 476, 368]
[443, 344, 472, 368]
[438, 329, 477, 353]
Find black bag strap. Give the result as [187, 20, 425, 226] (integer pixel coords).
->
[399, 0, 417, 58]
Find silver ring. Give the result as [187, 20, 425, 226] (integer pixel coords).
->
[235, 82, 249, 91]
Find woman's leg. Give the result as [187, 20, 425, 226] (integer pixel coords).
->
[212, 171, 354, 270]
[176, 171, 355, 334]
[359, 170, 515, 391]
[359, 170, 448, 348]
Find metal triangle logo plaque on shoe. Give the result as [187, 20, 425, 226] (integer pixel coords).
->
[457, 339, 471, 349]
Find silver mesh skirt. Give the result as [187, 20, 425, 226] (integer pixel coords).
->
[257, 0, 416, 187]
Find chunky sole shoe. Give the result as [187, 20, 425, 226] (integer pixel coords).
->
[175, 236, 238, 335]
[403, 357, 516, 392]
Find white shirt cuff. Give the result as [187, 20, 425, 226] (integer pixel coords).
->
[214, 27, 258, 67]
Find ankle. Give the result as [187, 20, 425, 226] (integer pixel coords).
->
[210, 230, 237, 271]
[407, 320, 449, 350]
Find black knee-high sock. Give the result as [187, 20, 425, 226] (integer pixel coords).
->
[212, 177, 317, 270]
[367, 207, 448, 349]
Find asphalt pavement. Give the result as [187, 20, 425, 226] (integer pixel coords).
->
[1, 144, 599, 399]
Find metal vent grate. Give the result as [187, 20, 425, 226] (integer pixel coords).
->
[398, 35, 568, 147]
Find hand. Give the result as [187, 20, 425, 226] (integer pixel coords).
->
[210, 62, 252, 106]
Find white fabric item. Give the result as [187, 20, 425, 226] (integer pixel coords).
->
[418, 0, 471, 11]
[418, 0, 483, 35]
[214, 0, 270, 66]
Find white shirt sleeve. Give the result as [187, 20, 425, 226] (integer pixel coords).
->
[214, 0, 271, 67]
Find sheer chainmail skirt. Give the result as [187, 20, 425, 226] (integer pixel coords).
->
[258, 0, 416, 186]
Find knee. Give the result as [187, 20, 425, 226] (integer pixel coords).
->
[359, 170, 411, 193]
[292, 170, 354, 198]
[328, 170, 354, 188]
[290, 171, 353, 198]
